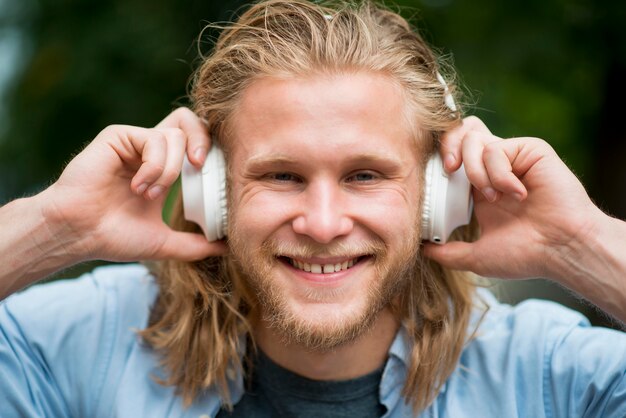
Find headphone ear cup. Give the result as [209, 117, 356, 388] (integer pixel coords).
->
[421, 154, 473, 244]
[420, 156, 436, 241]
[181, 146, 228, 241]
[211, 147, 228, 239]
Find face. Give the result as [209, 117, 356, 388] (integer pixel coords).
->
[227, 72, 423, 350]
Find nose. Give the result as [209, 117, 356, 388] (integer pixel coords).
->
[291, 179, 354, 244]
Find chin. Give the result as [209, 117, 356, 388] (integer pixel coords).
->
[263, 288, 384, 351]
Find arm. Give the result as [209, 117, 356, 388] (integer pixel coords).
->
[0, 107, 226, 300]
[429, 116, 626, 324]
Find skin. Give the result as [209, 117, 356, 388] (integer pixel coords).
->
[226, 73, 422, 379]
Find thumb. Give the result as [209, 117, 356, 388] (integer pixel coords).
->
[423, 241, 475, 272]
[157, 231, 229, 261]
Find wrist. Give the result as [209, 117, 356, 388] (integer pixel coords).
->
[0, 188, 90, 298]
[37, 184, 95, 263]
[541, 200, 601, 282]
[549, 207, 626, 321]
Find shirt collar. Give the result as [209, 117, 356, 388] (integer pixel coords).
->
[379, 325, 414, 413]
[378, 288, 494, 412]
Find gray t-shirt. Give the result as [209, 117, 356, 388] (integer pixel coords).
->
[217, 350, 386, 418]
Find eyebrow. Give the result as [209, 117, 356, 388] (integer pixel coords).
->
[243, 152, 407, 172]
[245, 154, 298, 168]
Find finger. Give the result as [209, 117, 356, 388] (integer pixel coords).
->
[145, 128, 187, 200]
[125, 130, 169, 195]
[155, 231, 229, 261]
[423, 241, 476, 272]
[440, 116, 492, 172]
[462, 131, 501, 202]
[156, 107, 211, 167]
[483, 141, 528, 200]
[502, 137, 557, 178]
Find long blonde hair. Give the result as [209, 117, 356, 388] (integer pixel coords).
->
[141, 0, 479, 413]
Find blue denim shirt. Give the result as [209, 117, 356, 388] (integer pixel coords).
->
[1, 264, 625, 417]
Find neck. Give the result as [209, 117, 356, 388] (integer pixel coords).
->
[254, 308, 400, 381]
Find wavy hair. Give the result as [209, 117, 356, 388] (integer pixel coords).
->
[141, 0, 480, 413]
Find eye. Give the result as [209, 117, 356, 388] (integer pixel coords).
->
[346, 171, 379, 183]
[268, 172, 301, 183]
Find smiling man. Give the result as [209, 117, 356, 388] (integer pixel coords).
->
[229, 74, 419, 348]
[2, 1, 626, 417]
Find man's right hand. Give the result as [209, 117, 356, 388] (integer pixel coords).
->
[1, 108, 226, 299]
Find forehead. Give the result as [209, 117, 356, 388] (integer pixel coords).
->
[228, 72, 419, 164]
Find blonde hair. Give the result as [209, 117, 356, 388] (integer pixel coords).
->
[141, 0, 479, 413]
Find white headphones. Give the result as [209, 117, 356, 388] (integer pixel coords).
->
[182, 74, 473, 244]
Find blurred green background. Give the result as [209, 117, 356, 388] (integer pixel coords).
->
[1, 0, 625, 327]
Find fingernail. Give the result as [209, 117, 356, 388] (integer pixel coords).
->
[148, 185, 165, 199]
[136, 183, 148, 195]
[194, 147, 206, 164]
[512, 192, 524, 202]
[482, 187, 497, 202]
[444, 153, 456, 170]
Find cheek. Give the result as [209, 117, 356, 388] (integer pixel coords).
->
[360, 202, 417, 243]
[229, 189, 293, 237]
[351, 186, 420, 235]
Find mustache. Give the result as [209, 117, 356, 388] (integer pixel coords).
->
[260, 238, 387, 260]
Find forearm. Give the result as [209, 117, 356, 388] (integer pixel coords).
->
[552, 209, 626, 325]
[0, 190, 85, 299]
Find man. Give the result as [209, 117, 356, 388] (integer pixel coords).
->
[1, 0, 625, 417]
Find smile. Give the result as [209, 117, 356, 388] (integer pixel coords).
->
[285, 256, 364, 274]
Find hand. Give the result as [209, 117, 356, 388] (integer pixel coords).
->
[42, 107, 227, 263]
[426, 116, 600, 282]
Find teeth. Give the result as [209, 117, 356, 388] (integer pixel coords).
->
[288, 257, 360, 274]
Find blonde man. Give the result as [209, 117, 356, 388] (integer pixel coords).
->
[1, 1, 626, 417]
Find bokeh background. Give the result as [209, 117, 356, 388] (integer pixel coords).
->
[1, 0, 624, 327]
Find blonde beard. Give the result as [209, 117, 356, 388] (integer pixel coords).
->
[228, 231, 420, 352]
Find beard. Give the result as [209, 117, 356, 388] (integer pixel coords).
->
[228, 228, 420, 352]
